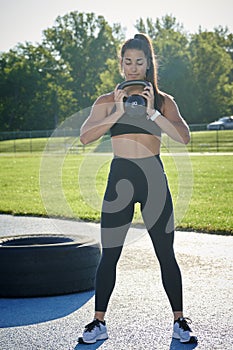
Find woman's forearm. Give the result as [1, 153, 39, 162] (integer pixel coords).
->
[155, 115, 190, 144]
[80, 110, 122, 145]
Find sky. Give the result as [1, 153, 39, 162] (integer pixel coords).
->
[0, 0, 233, 52]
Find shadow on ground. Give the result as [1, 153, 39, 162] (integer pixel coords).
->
[0, 290, 94, 327]
[73, 338, 198, 349]
[74, 339, 106, 349]
[169, 338, 198, 349]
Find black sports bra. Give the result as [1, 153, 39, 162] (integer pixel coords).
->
[110, 106, 161, 137]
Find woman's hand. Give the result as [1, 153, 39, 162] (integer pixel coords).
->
[141, 82, 155, 117]
[114, 84, 128, 115]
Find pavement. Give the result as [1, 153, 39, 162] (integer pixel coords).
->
[0, 214, 232, 350]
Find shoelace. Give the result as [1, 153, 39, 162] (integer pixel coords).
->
[177, 317, 192, 331]
[84, 319, 101, 333]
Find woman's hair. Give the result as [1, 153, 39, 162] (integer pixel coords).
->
[120, 33, 164, 108]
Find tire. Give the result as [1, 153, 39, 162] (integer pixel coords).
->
[0, 234, 101, 297]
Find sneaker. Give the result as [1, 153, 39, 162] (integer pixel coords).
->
[172, 317, 198, 344]
[79, 319, 108, 344]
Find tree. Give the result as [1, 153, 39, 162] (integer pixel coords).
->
[42, 12, 123, 110]
[189, 30, 233, 122]
[0, 43, 75, 131]
[0, 44, 43, 131]
[0, 12, 232, 131]
[136, 16, 196, 121]
[0, 12, 124, 131]
[135, 16, 233, 123]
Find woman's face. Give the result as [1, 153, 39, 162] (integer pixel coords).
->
[122, 49, 148, 81]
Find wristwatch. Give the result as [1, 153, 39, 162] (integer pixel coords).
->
[149, 110, 161, 121]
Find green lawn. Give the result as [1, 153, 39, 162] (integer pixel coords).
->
[0, 152, 232, 235]
[1, 130, 233, 153]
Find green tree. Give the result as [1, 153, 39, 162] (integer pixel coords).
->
[189, 30, 233, 122]
[0, 44, 42, 131]
[136, 16, 196, 121]
[0, 43, 75, 131]
[1, 12, 232, 132]
[42, 12, 123, 110]
[136, 16, 233, 123]
[95, 58, 123, 97]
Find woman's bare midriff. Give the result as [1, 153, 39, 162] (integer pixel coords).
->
[111, 133, 161, 158]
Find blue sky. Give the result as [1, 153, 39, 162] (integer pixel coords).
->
[0, 0, 232, 52]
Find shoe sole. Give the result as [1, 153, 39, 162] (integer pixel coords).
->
[78, 333, 108, 344]
[172, 334, 198, 344]
[181, 336, 198, 344]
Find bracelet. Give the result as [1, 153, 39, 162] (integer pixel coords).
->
[148, 109, 161, 121]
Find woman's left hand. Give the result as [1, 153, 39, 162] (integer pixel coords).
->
[140, 82, 155, 117]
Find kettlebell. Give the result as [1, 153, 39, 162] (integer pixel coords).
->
[117, 80, 150, 116]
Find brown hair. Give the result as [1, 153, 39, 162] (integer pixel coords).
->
[120, 33, 164, 109]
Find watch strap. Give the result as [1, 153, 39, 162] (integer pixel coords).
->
[150, 110, 161, 121]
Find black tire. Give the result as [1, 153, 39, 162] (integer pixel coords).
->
[0, 234, 101, 297]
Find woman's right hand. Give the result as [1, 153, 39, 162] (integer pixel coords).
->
[114, 84, 128, 115]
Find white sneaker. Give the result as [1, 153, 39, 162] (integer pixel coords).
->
[79, 319, 108, 344]
[173, 317, 198, 343]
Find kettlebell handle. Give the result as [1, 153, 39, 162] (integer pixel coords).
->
[117, 80, 150, 90]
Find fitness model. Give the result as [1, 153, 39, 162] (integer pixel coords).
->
[79, 33, 198, 345]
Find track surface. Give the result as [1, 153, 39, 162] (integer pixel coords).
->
[0, 214, 232, 349]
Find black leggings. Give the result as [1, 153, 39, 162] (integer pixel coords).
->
[95, 155, 182, 312]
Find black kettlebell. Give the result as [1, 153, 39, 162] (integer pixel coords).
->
[117, 80, 150, 116]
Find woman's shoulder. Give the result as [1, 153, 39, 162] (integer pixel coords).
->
[159, 90, 174, 102]
[159, 90, 175, 105]
[158, 90, 178, 115]
[159, 91, 181, 117]
[95, 91, 115, 105]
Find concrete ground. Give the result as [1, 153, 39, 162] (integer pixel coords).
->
[0, 214, 232, 350]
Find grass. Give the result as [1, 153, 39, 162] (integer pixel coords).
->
[0, 151, 232, 235]
[189, 130, 233, 152]
[162, 130, 233, 152]
[0, 154, 46, 216]
[172, 155, 232, 234]
[0, 130, 233, 153]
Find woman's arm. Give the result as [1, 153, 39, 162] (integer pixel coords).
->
[148, 94, 190, 145]
[80, 96, 116, 145]
[80, 88, 127, 145]
[143, 85, 190, 145]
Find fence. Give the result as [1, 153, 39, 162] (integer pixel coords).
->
[0, 125, 232, 154]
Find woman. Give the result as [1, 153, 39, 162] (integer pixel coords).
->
[79, 33, 197, 345]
